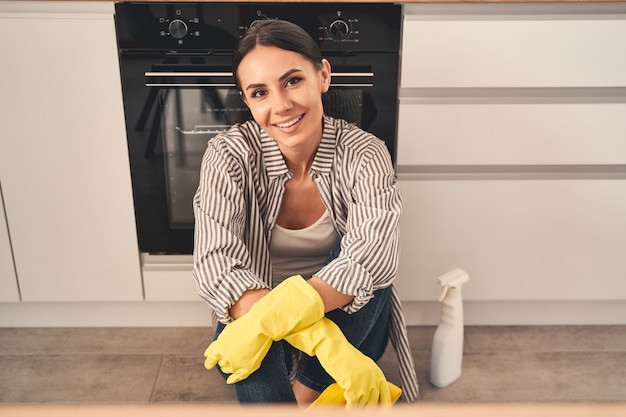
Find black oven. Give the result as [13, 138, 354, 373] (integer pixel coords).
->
[115, 2, 402, 254]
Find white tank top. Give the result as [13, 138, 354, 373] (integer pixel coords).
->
[269, 210, 339, 287]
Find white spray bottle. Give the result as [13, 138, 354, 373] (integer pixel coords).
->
[429, 268, 470, 388]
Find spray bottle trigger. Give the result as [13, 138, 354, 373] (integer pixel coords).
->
[439, 285, 451, 302]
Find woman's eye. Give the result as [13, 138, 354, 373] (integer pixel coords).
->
[286, 77, 302, 87]
[250, 89, 267, 98]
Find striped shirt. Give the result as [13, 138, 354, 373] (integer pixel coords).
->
[192, 115, 419, 402]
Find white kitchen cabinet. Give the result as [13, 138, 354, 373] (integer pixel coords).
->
[0, 2, 143, 302]
[396, 176, 626, 302]
[0, 186, 20, 302]
[396, 3, 626, 309]
[398, 102, 626, 166]
[401, 4, 626, 88]
[141, 254, 200, 302]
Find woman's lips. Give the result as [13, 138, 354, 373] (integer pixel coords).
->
[274, 114, 303, 129]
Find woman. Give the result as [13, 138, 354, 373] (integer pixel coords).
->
[193, 19, 419, 407]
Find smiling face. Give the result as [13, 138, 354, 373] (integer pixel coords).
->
[237, 45, 331, 156]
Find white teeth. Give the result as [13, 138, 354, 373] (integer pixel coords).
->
[276, 115, 302, 128]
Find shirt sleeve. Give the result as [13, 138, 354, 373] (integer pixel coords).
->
[316, 137, 402, 313]
[192, 136, 268, 323]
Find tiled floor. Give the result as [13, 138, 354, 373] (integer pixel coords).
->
[0, 326, 624, 404]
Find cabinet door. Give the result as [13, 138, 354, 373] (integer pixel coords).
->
[141, 254, 200, 302]
[396, 177, 626, 302]
[0, 185, 20, 302]
[396, 4, 626, 306]
[0, 6, 143, 301]
[401, 5, 626, 88]
[398, 102, 626, 166]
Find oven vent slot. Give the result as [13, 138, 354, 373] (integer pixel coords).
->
[144, 71, 374, 88]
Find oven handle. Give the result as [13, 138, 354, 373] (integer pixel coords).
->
[144, 71, 374, 87]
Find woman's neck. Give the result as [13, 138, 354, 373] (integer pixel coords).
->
[280, 134, 321, 179]
[284, 149, 317, 179]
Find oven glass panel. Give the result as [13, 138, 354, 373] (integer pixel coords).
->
[160, 87, 249, 227]
[159, 85, 373, 229]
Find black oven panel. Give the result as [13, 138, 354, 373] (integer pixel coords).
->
[115, 3, 400, 52]
[115, 2, 401, 254]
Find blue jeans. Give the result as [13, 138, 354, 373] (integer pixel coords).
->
[214, 285, 391, 403]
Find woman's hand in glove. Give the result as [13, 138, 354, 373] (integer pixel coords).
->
[204, 318, 273, 384]
[203, 275, 324, 383]
[308, 382, 402, 409]
[284, 317, 395, 407]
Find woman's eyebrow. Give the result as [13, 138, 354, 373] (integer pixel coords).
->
[244, 82, 265, 92]
[244, 68, 303, 92]
[278, 68, 303, 82]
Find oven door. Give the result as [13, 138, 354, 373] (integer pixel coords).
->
[120, 52, 398, 254]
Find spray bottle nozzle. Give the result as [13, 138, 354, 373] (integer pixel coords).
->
[437, 269, 470, 302]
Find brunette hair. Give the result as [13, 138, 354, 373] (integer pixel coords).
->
[232, 20, 324, 91]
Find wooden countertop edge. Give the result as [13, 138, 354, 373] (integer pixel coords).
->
[1, 403, 625, 417]
[14, 0, 626, 3]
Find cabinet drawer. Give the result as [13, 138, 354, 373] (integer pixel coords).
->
[395, 177, 626, 302]
[397, 101, 626, 166]
[141, 255, 200, 302]
[401, 17, 626, 88]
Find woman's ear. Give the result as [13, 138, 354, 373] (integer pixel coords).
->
[320, 59, 331, 93]
[239, 90, 248, 106]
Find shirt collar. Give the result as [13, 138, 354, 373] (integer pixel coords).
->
[311, 116, 336, 175]
[260, 129, 289, 178]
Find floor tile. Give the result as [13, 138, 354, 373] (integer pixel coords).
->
[151, 355, 236, 403]
[406, 325, 471, 354]
[417, 351, 626, 402]
[465, 326, 519, 353]
[0, 354, 162, 403]
[404, 326, 436, 351]
[0, 326, 624, 404]
[0, 328, 213, 355]
[507, 325, 626, 352]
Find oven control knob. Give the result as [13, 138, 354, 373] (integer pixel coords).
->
[169, 19, 188, 39]
[328, 19, 350, 41]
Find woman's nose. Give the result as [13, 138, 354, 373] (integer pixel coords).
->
[272, 90, 293, 113]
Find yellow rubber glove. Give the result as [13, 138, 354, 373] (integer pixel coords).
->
[204, 275, 324, 384]
[308, 382, 402, 409]
[284, 317, 394, 407]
